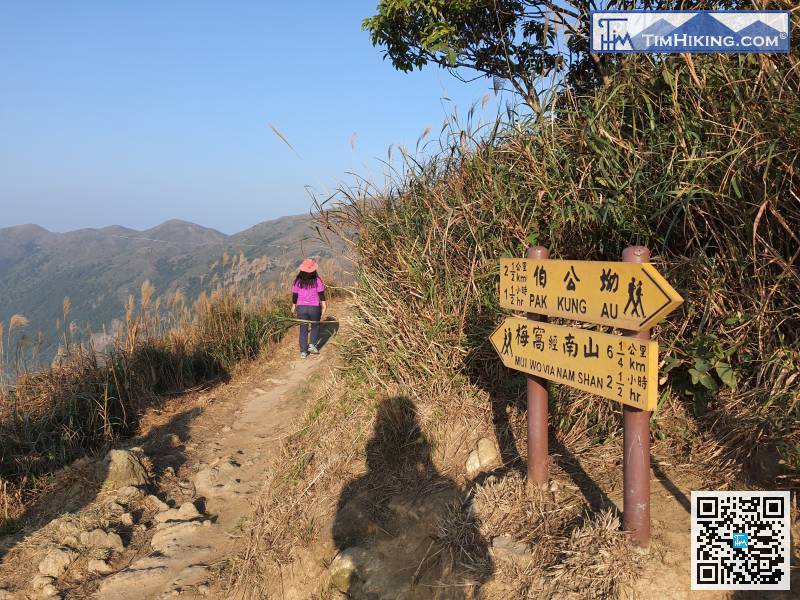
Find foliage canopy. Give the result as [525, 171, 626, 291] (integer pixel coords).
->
[363, 0, 747, 107]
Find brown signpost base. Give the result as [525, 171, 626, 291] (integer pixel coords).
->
[622, 245, 652, 549]
[526, 245, 549, 488]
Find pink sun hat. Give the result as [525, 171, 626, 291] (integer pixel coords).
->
[299, 258, 319, 273]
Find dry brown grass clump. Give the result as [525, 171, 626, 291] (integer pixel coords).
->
[464, 473, 642, 599]
[0, 280, 292, 529]
[317, 24, 800, 484]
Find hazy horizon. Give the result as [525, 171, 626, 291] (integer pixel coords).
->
[1, 2, 505, 235]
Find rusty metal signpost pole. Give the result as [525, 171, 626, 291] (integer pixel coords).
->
[526, 246, 549, 488]
[622, 246, 652, 549]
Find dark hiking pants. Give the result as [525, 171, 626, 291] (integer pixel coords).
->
[297, 304, 322, 353]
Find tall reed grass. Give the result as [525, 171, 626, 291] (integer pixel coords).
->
[0, 273, 298, 526]
[317, 17, 800, 484]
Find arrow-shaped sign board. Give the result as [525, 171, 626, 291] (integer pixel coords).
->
[499, 258, 683, 331]
[490, 316, 658, 410]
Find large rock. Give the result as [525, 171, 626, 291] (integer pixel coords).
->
[154, 502, 201, 523]
[100, 449, 149, 489]
[97, 557, 168, 596]
[146, 495, 169, 512]
[328, 547, 401, 597]
[465, 437, 499, 477]
[54, 520, 81, 548]
[87, 559, 115, 575]
[465, 451, 482, 477]
[38, 547, 77, 577]
[57, 521, 81, 538]
[36, 584, 60, 599]
[329, 548, 368, 593]
[104, 501, 126, 516]
[32, 576, 54, 591]
[80, 529, 124, 551]
[114, 485, 146, 505]
[477, 437, 499, 466]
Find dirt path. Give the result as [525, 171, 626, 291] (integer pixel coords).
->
[0, 317, 337, 599]
[93, 348, 325, 599]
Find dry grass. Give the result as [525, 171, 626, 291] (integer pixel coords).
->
[234, 6, 798, 596]
[316, 21, 800, 485]
[0, 271, 301, 529]
[467, 473, 642, 598]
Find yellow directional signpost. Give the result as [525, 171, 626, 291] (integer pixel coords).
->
[499, 258, 682, 331]
[493, 245, 683, 550]
[489, 317, 658, 411]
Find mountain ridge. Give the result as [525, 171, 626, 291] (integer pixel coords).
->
[0, 213, 346, 369]
[1, 218, 228, 240]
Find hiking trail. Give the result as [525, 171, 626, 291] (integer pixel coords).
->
[0, 313, 338, 600]
[98, 355, 324, 599]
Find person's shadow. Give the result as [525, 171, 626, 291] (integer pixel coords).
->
[316, 316, 339, 351]
[332, 397, 492, 598]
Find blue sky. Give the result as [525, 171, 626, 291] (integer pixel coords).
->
[0, 2, 502, 234]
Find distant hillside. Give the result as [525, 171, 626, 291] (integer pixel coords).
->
[0, 214, 346, 367]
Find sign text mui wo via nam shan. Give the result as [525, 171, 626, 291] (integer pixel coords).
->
[490, 317, 658, 410]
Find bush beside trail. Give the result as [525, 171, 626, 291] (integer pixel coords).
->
[320, 46, 799, 486]
[0, 283, 293, 527]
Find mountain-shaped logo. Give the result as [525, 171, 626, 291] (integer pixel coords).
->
[631, 18, 678, 49]
[671, 12, 737, 38]
[735, 21, 783, 40]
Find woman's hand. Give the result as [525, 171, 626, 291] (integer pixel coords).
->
[320, 301, 327, 319]
[291, 304, 297, 316]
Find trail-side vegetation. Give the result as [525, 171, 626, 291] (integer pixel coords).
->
[362, 1, 753, 105]
[0, 264, 318, 529]
[235, 12, 798, 598]
[320, 45, 800, 483]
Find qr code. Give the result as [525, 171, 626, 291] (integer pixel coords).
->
[692, 491, 791, 590]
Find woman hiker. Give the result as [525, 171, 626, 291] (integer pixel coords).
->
[291, 258, 327, 358]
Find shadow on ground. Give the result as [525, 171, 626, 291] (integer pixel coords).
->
[317, 316, 340, 350]
[650, 457, 690, 513]
[487, 380, 620, 514]
[332, 396, 492, 598]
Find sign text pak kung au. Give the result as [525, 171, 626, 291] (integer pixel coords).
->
[500, 258, 682, 331]
[490, 317, 658, 410]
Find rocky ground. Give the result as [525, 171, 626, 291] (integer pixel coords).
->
[0, 322, 331, 599]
